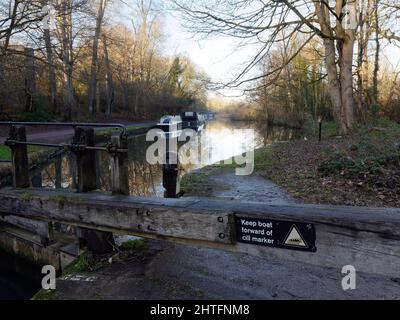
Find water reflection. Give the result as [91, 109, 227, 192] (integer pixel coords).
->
[39, 120, 299, 197]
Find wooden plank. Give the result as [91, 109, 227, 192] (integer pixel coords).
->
[0, 188, 400, 277]
[0, 215, 53, 240]
[0, 188, 233, 245]
[110, 133, 129, 195]
[1, 188, 399, 232]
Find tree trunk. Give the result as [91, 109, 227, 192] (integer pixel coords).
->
[64, 67, 75, 121]
[88, 0, 107, 116]
[24, 48, 37, 113]
[44, 28, 58, 114]
[357, 0, 371, 123]
[339, 35, 356, 133]
[315, 0, 357, 135]
[371, 0, 380, 121]
[103, 34, 114, 118]
[59, 0, 76, 120]
[322, 38, 343, 131]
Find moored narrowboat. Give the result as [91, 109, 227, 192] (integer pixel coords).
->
[180, 111, 205, 131]
[156, 115, 183, 138]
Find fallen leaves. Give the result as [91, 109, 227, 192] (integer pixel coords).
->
[255, 126, 400, 207]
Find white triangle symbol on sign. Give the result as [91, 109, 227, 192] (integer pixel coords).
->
[283, 225, 308, 248]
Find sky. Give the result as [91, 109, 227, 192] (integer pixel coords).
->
[162, 7, 400, 101]
[114, 1, 400, 101]
[162, 10, 255, 100]
[111, 1, 256, 99]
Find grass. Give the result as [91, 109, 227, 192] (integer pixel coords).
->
[0, 145, 46, 161]
[321, 121, 338, 137]
[181, 169, 214, 196]
[303, 119, 338, 138]
[32, 289, 58, 300]
[0, 145, 10, 160]
[120, 238, 146, 251]
[21, 192, 34, 201]
[71, 253, 91, 273]
[63, 252, 108, 275]
[95, 124, 150, 136]
[48, 195, 68, 203]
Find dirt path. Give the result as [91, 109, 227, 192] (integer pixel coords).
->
[51, 168, 400, 300]
[206, 169, 296, 204]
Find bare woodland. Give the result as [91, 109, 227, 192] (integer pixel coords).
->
[176, 0, 400, 133]
[0, 0, 209, 121]
[0, 1, 399, 133]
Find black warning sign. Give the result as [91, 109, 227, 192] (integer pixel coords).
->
[235, 216, 316, 252]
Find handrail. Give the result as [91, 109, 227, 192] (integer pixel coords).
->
[4, 140, 128, 153]
[0, 122, 128, 153]
[0, 121, 127, 134]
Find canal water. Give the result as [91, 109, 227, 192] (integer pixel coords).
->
[38, 120, 299, 196]
[0, 119, 299, 300]
[0, 250, 42, 300]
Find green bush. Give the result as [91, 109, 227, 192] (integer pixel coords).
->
[21, 104, 56, 122]
[120, 238, 146, 251]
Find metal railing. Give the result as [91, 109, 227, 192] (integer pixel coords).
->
[0, 121, 127, 132]
[0, 121, 128, 154]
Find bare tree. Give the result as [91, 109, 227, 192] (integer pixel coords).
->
[174, 0, 361, 134]
[88, 0, 108, 115]
[371, 0, 380, 121]
[41, 0, 58, 113]
[0, 0, 43, 54]
[52, 0, 91, 120]
[102, 33, 114, 117]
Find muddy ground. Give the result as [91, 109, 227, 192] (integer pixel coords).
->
[49, 168, 400, 300]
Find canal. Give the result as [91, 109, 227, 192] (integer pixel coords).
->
[37, 119, 299, 196]
[0, 119, 300, 299]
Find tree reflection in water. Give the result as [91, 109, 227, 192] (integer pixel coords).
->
[39, 120, 300, 197]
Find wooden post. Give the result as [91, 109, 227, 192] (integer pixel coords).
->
[7, 126, 30, 188]
[163, 136, 181, 199]
[74, 127, 97, 192]
[73, 127, 115, 255]
[110, 132, 129, 195]
[163, 134, 181, 198]
[6, 126, 53, 246]
[163, 163, 180, 198]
